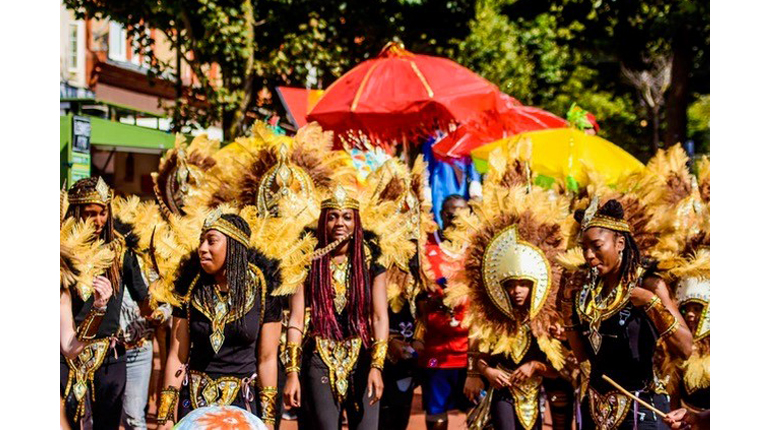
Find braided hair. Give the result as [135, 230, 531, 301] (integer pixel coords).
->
[308, 208, 373, 348]
[65, 177, 120, 293]
[196, 214, 252, 329]
[574, 199, 641, 283]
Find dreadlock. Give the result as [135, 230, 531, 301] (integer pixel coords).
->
[196, 214, 252, 330]
[308, 208, 373, 348]
[65, 177, 120, 294]
[574, 199, 641, 283]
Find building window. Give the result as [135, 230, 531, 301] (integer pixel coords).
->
[108, 21, 128, 62]
[68, 23, 79, 72]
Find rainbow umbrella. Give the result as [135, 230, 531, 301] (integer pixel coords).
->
[471, 128, 644, 190]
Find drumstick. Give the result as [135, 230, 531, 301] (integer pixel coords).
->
[601, 374, 667, 418]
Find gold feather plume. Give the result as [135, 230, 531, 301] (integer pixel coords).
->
[60, 217, 115, 300]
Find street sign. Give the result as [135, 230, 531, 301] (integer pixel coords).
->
[72, 115, 91, 154]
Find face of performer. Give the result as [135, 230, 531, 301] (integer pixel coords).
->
[581, 227, 625, 277]
[199, 230, 228, 275]
[503, 278, 533, 308]
[440, 198, 468, 230]
[325, 209, 356, 242]
[680, 302, 704, 333]
[80, 203, 109, 236]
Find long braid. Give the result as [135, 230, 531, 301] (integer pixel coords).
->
[308, 209, 342, 340]
[347, 211, 372, 348]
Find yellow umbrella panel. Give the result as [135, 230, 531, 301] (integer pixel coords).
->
[471, 128, 644, 190]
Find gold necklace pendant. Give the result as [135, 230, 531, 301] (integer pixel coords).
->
[331, 257, 349, 314]
[210, 287, 229, 353]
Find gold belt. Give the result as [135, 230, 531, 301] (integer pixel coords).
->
[64, 338, 111, 421]
[315, 337, 362, 403]
[587, 387, 633, 430]
[499, 364, 542, 430]
[188, 370, 256, 409]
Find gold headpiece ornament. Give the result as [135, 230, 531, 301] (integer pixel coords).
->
[482, 225, 551, 321]
[580, 196, 631, 234]
[202, 208, 250, 247]
[256, 144, 315, 217]
[67, 177, 112, 206]
[676, 275, 710, 340]
[321, 185, 360, 210]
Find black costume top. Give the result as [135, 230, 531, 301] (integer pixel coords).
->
[572, 283, 660, 393]
[172, 252, 282, 378]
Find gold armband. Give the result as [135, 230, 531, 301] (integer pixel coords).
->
[259, 386, 278, 425]
[157, 386, 179, 425]
[76, 306, 107, 342]
[286, 342, 302, 374]
[413, 320, 426, 342]
[370, 339, 388, 370]
[644, 296, 679, 340]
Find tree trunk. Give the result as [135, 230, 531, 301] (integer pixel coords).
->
[651, 106, 660, 156]
[664, 26, 693, 147]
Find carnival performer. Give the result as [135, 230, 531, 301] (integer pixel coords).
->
[560, 198, 693, 430]
[443, 142, 575, 430]
[282, 182, 413, 430]
[414, 194, 472, 430]
[60, 177, 152, 430]
[155, 210, 287, 429]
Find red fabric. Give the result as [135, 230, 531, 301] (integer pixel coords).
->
[307, 43, 522, 149]
[419, 239, 468, 369]
[432, 104, 569, 159]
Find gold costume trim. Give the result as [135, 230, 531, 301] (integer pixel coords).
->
[321, 185, 360, 210]
[188, 370, 252, 408]
[286, 341, 302, 374]
[331, 256, 349, 314]
[315, 337, 363, 403]
[75, 306, 107, 342]
[67, 177, 113, 206]
[370, 338, 388, 370]
[583, 215, 631, 234]
[203, 208, 251, 247]
[499, 364, 542, 430]
[63, 338, 110, 422]
[157, 386, 179, 424]
[588, 388, 632, 430]
[510, 323, 532, 364]
[259, 386, 278, 425]
[644, 295, 679, 341]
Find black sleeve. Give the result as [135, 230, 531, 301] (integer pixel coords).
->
[170, 252, 200, 319]
[123, 250, 149, 302]
[263, 290, 283, 323]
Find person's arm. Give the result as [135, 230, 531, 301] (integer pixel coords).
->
[464, 340, 485, 402]
[367, 271, 389, 405]
[282, 285, 305, 409]
[635, 276, 693, 359]
[123, 251, 154, 318]
[61, 277, 112, 359]
[559, 286, 589, 362]
[258, 321, 281, 429]
[157, 316, 190, 429]
[511, 360, 559, 384]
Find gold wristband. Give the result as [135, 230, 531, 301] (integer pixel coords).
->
[259, 386, 278, 425]
[286, 342, 302, 374]
[370, 339, 388, 370]
[76, 306, 107, 342]
[157, 386, 179, 424]
[644, 296, 678, 338]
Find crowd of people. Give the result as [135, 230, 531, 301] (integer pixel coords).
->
[59, 121, 710, 430]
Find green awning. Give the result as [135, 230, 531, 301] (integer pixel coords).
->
[90, 116, 175, 152]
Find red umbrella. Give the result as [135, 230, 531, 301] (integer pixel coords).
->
[307, 42, 521, 148]
[432, 104, 568, 159]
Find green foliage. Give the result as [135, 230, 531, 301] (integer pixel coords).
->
[687, 94, 710, 154]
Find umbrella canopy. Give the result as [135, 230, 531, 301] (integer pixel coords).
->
[431, 104, 568, 159]
[471, 128, 644, 190]
[307, 42, 520, 148]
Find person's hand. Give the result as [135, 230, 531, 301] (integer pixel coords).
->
[411, 339, 425, 356]
[151, 305, 172, 324]
[664, 408, 693, 429]
[549, 323, 566, 341]
[387, 337, 409, 363]
[463, 375, 484, 402]
[483, 367, 511, 389]
[511, 361, 540, 384]
[629, 287, 656, 307]
[92, 276, 112, 309]
[157, 422, 174, 430]
[367, 368, 384, 405]
[283, 373, 301, 409]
